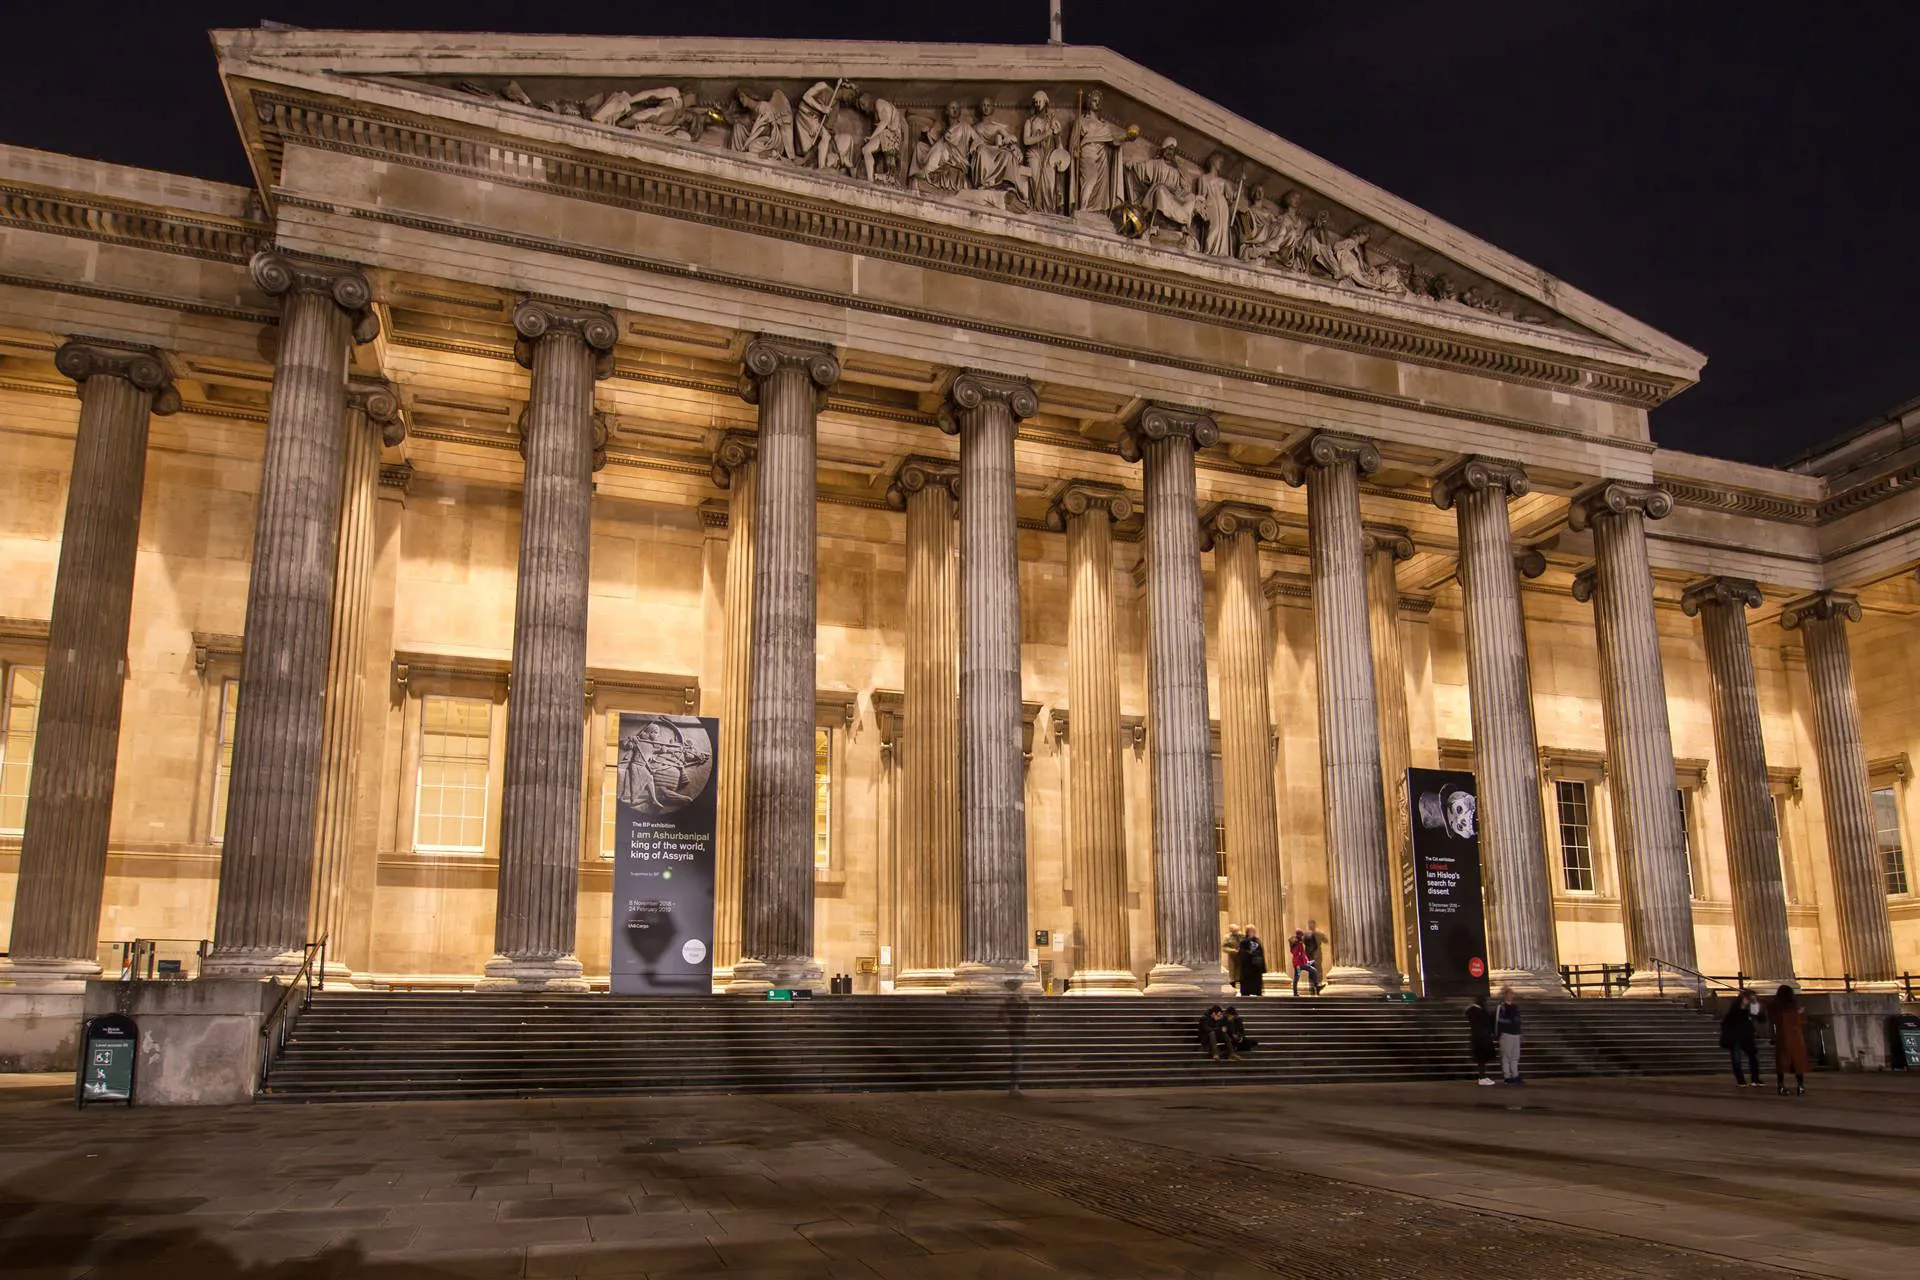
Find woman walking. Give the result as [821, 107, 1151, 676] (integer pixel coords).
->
[1769, 984, 1810, 1095]
[1720, 989, 1763, 1088]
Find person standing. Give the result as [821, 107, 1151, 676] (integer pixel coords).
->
[1721, 989, 1763, 1088]
[1239, 927, 1268, 997]
[1000, 979, 1030, 1098]
[1289, 931, 1319, 996]
[1302, 919, 1327, 989]
[1465, 996, 1497, 1086]
[1495, 986, 1524, 1085]
[1223, 923, 1245, 994]
[1769, 984, 1810, 1096]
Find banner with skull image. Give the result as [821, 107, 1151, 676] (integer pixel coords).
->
[610, 713, 719, 994]
[1407, 766, 1491, 1000]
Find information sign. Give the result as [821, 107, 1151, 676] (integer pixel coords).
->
[610, 714, 720, 995]
[77, 1013, 138, 1108]
[1407, 767, 1491, 1001]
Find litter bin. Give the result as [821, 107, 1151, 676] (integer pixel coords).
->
[1893, 1015, 1920, 1071]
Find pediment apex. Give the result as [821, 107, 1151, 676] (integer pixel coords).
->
[215, 29, 1702, 383]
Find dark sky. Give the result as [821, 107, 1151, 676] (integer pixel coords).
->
[3, 1, 1913, 467]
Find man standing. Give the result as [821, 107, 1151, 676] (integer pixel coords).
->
[1000, 979, 1030, 1098]
[1302, 919, 1327, 993]
[1222, 923, 1245, 994]
[1496, 986, 1524, 1085]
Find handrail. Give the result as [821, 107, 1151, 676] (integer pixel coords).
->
[1647, 957, 1742, 1005]
[1558, 962, 1633, 998]
[258, 936, 327, 1092]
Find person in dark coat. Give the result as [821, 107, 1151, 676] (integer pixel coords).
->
[1720, 988, 1763, 1088]
[1464, 996, 1497, 1085]
[1769, 984, 1810, 1095]
[1495, 986, 1524, 1084]
[1223, 1005, 1258, 1054]
[1197, 1005, 1236, 1061]
[1238, 927, 1268, 997]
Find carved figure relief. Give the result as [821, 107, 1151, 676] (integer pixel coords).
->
[451, 76, 1543, 322]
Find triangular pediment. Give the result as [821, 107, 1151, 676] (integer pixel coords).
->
[214, 30, 1703, 392]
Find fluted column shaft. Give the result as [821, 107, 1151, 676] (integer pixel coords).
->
[309, 383, 402, 976]
[942, 372, 1037, 991]
[1683, 578, 1793, 980]
[1052, 484, 1137, 991]
[1433, 458, 1557, 988]
[482, 300, 616, 989]
[6, 344, 177, 981]
[729, 338, 840, 993]
[711, 435, 757, 981]
[1125, 404, 1221, 995]
[1364, 529, 1416, 985]
[1570, 482, 1695, 972]
[890, 461, 963, 986]
[1782, 593, 1896, 981]
[1201, 505, 1284, 957]
[1291, 435, 1399, 992]
[209, 252, 378, 977]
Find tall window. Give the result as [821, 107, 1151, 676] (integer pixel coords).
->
[413, 696, 492, 854]
[0, 665, 43, 835]
[813, 727, 832, 872]
[1675, 788, 1696, 899]
[599, 712, 630, 860]
[1871, 786, 1908, 896]
[1773, 792, 1801, 905]
[209, 679, 240, 842]
[1556, 779, 1595, 893]
[1212, 752, 1227, 880]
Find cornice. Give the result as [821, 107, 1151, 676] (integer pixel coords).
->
[1663, 480, 1818, 527]
[0, 181, 269, 264]
[246, 87, 1682, 410]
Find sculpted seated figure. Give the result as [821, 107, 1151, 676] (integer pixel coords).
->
[1127, 137, 1199, 244]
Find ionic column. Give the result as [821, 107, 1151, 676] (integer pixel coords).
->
[1123, 403, 1222, 995]
[1199, 502, 1285, 958]
[480, 299, 616, 990]
[3, 343, 178, 986]
[939, 371, 1037, 993]
[1048, 482, 1138, 993]
[1363, 526, 1417, 985]
[727, 337, 840, 993]
[1780, 592, 1896, 981]
[1287, 432, 1399, 993]
[207, 251, 379, 978]
[1568, 481, 1696, 973]
[710, 433, 758, 983]
[1682, 578, 1794, 982]
[887, 457, 963, 989]
[308, 380, 404, 982]
[1431, 457, 1557, 990]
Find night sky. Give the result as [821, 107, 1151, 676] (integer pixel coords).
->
[3, 1, 1914, 467]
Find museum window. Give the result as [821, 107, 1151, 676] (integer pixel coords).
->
[1772, 791, 1801, 905]
[413, 695, 492, 855]
[1675, 788, 1697, 899]
[208, 679, 240, 843]
[1556, 780, 1596, 894]
[814, 727, 832, 873]
[0, 664, 43, 835]
[1212, 751, 1227, 881]
[598, 712, 637, 860]
[1870, 786, 1908, 897]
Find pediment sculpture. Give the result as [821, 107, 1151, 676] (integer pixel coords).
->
[446, 76, 1545, 324]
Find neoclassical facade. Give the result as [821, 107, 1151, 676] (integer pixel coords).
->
[1, 32, 1918, 1004]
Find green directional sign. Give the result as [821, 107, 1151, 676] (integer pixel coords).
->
[1899, 1026, 1920, 1071]
[766, 989, 793, 1002]
[77, 1014, 138, 1108]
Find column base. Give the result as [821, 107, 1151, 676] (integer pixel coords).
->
[1063, 969, 1141, 995]
[724, 957, 823, 995]
[1490, 967, 1563, 998]
[893, 968, 958, 993]
[947, 962, 1038, 995]
[0, 957, 102, 994]
[478, 955, 590, 992]
[1142, 963, 1229, 997]
[1321, 965, 1402, 997]
[200, 948, 306, 982]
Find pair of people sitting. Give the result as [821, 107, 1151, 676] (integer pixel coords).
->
[1197, 1005, 1258, 1061]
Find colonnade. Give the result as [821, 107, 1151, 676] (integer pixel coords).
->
[0, 253, 1902, 992]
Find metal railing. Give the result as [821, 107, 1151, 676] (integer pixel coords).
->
[102, 939, 211, 981]
[1558, 962, 1633, 998]
[258, 937, 328, 1092]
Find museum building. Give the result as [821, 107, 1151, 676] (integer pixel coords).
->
[1, 30, 1918, 1015]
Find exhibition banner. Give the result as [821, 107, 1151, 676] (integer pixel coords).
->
[1407, 766, 1491, 1000]
[610, 713, 719, 995]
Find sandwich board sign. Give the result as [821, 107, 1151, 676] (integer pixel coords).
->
[77, 1013, 138, 1108]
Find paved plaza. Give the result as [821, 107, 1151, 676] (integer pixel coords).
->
[1, 1072, 1916, 1278]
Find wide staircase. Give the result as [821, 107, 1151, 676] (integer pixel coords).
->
[259, 993, 1728, 1103]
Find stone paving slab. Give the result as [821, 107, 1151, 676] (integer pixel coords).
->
[0, 1073, 1913, 1277]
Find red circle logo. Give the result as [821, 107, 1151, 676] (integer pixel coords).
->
[1467, 957, 1486, 978]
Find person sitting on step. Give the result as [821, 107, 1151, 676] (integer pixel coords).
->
[1223, 1005, 1258, 1054]
[1197, 1005, 1237, 1061]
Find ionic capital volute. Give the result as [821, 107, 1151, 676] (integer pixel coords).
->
[514, 404, 611, 472]
[1514, 546, 1547, 580]
[936, 369, 1038, 435]
[1680, 576, 1763, 617]
[711, 432, 759, 489]
[345, 377, 406, 447]
[1044, 480, 1133, 531]
[885, 455, 962, 511]
[1431, 455, 1530, 510]
[1779, 590, 1862, 631]
[54, 339, 181, 416]
[1566, 479, 1673, 532]
[1282, 429, 1381, 485]
[1119, 402, 1219, 462]
[250, 249, 381, 344]
[513, 298, 618, 378]
[1571, 566, 1597, 604]
[1361, 523, 1415, 561]
[740, 335, 841, 407]
[1198, 501, 1278, 551]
